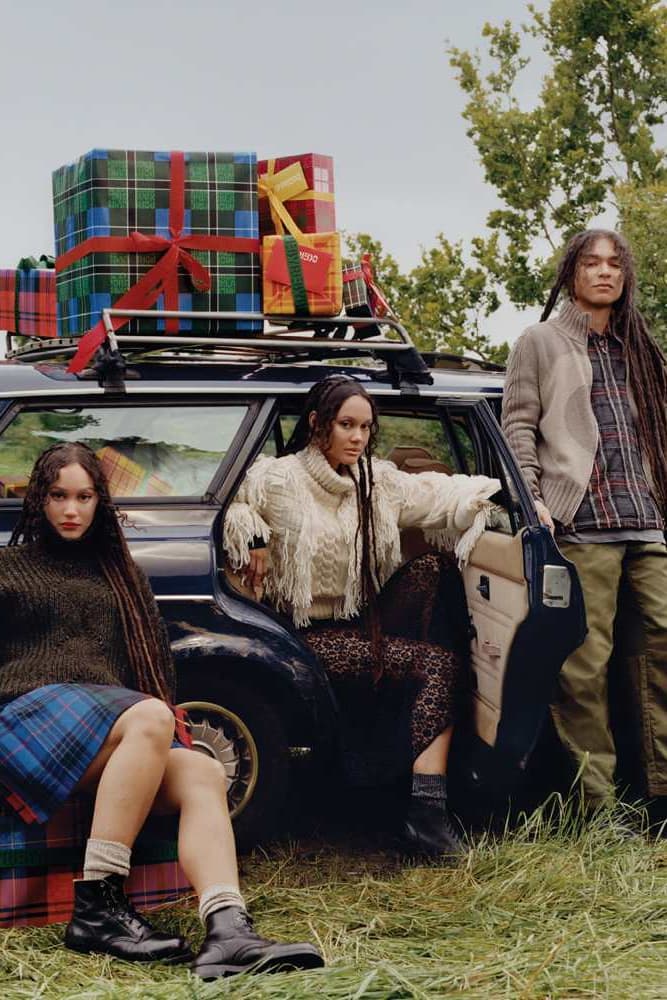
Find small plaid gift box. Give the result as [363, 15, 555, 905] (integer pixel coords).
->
[0, 257, 57, 338]
[263, 232, 342, 316]
[342, 264, 369, 311]
[0, 797, 189, 927]
[53, 149, 263, 371]
[258, 153, 335, 237]
[342, 254, 394, 337]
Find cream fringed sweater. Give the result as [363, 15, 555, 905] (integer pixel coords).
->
[224, 445, 500, 626]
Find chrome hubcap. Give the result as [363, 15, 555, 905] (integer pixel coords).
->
[177, 700, 259, 819]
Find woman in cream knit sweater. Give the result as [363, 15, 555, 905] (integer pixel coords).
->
[224, 377, 499, 856]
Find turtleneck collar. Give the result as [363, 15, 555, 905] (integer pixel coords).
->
[554, 299, 598, 344]
[34, 522, 100, 563]
[299, 444, 357, 496]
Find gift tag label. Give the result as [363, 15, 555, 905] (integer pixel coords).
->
[261, 162, 308, 202]
[265, 240, 333, 294]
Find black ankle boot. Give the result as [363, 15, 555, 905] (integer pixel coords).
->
[401, 796, 467, 858]
[64, 875, 192, 964]
[192, 905, 324, 979]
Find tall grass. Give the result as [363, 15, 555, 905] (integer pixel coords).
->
[1, 799, 665, 999]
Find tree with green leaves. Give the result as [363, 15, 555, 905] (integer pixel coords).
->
[448, 0, 666, 338]
[344, 233, 510, 364]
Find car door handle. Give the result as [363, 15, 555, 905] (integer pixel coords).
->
[482, 639, 502, 658]
[476, 575, 490, 600]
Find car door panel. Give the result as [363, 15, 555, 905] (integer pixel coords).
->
[437, 398, 587, 780]
[464, 529, 530, 746]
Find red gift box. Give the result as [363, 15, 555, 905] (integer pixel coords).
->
[258, 153, 335, 237]
[0, 259, 57, 338]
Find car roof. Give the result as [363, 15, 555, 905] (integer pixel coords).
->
[0, 356, 504, 400]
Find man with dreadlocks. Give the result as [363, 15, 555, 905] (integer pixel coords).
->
[224, 375, 500, 857]
[503, 228, 667, 809]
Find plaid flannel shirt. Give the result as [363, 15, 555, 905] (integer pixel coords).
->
[572, 330, 663, 532]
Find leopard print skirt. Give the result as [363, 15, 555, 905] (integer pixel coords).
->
[302, 554, 466, 761]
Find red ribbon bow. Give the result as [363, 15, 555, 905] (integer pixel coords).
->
[58, 151, 260, 373]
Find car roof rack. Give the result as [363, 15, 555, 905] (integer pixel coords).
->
[420, 351, 505, 374]
[5, 310, 434, 389]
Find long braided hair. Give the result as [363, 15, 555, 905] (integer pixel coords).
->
[541, 228, 667, 517]
[285, 376, 386, 679]
[9, 442, 172, 701]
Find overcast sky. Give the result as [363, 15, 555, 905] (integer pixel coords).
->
[1, 0, 549, 347]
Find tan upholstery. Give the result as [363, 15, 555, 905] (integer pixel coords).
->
[386, 445, 453, 561]
[462, 530, 529, 747]
[385, 445, 434, 469]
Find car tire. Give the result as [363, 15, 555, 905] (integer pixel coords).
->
[177, 675, 290, 849]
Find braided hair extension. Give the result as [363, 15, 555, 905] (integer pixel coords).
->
[541, 229, 667, 517]
[9, 442, 172, 700]
[285, 376, 386, 679]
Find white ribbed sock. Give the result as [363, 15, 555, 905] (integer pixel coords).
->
[198, 883, 246, 923]
[82, 838, 131, 881]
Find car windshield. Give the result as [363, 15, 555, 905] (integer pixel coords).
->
[0, 405, 248, 499]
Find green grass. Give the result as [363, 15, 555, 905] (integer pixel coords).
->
[1, 803, 666, 999]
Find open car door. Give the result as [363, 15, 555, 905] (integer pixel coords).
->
[436, 398, 587, 814]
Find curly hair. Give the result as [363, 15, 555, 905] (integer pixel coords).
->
[9, 442, 172, 701]
[285, 376, 386, 679]
[541, 228, 667, 517]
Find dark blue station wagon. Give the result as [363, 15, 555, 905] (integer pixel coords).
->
[0, 314, 586, 844]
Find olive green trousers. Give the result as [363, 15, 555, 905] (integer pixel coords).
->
[552, 540, 667, 805]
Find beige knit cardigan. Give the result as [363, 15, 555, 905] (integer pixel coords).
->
[502, 299, 652, 525]
[223, 444, 500, 626]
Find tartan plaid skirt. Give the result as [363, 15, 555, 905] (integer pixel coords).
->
[0, 684, 180, 825]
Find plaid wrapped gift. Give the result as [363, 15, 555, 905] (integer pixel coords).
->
[0, 257, 57, 338]
[342, 254, 394, 338]
[53, 149, 262, 370]
[0, 796, 190, 926]
[96, 446, 172, 498]
[258, 153, 335, 237]
[263, 232, 342, 316]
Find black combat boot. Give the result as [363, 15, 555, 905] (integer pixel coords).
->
[192, 905, 324, 979]
[64, 875, 192, 963]
[401, 796, 467, 858]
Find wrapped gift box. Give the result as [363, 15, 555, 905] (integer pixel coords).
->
[96, 446, 172, 498]
[342, 255, 393, 338]
[53, 149, 262, 344]
[0, 796, 190, 926]
[263, 233, 342, 316]
[0, 259, 57, 338]
[258, 153, 335, 237]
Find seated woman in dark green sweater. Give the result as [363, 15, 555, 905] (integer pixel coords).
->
[0, 441, 322, 981]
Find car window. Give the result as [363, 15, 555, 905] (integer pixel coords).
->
[444, 407, 526, 535]
[0, 405, 248, 499]
[376, 414, 456, 470]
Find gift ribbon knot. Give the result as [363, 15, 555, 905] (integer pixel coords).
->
[258, 158, 334, 242]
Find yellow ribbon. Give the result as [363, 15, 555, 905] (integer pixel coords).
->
[258, 158, 335, 244]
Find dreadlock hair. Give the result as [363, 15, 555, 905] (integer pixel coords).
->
[541, 228, 667, 518]
[285, 376, 386, 680]
[9, 442, 172, 701]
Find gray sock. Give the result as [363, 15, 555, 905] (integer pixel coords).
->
[83, 838, 131, 881]
[412, 773, 447, 803]
[198, 883, 246, 924]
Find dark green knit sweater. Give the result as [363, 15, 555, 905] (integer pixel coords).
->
[0, 537, 175, 702]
